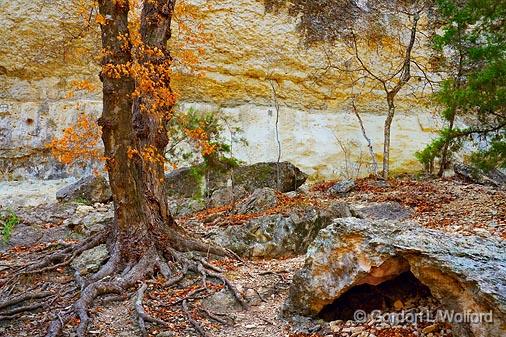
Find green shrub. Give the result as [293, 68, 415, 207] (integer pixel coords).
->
[1, 209, 20, 244]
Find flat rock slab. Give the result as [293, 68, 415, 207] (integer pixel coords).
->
[350, 201, 413, 221]
[0, 178, 75, 208]
[56, 175, 112, 204]
[285, 218, 506, 337]
[210, 201, 351, 259]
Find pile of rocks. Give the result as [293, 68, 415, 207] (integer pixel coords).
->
[326, 296, 453, 337]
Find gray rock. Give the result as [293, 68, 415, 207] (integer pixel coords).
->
[201, 289, 243, 314]
[11, 201, 77, 227]
[234, 187, 278, 214]
[486, 168, 506, 186]
[284, 218, 506, 337]
[224, 162, 308, 193]
[351, 202, 413, 221]
[209, 185, 248, 207]
[0, 223, 42, 251]
[56, 175, 112, 204]
[63, 204, 113, 233]
[454, 162, 506, 187]
[71, 244, 109, 275]
[1, 201, 83, 250]
[165, 161, 308, 199]
[165, 167, 206, 199]
[156, 332, 175, 337]
[167, 198, 206, 217]
[210, 201, 351, 258]
[329, 179, 355, 194]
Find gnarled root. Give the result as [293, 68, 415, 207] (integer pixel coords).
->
[1, 231, 108, 290]
[135, 283, 168, 337]
[37, 234, 246, 337]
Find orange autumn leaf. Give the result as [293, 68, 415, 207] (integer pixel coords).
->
[95, 13, 106, 25]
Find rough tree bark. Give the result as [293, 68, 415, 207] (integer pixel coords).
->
[24, 1, 241, 336]
[98, 0, 228, 268]
[99, 0, 177, 263]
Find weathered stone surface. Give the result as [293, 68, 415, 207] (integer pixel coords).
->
[234, 187, 278, 214]
[285, 218, 506, 337]
[0, 0, 440, 179]
[223, 162, 308, 193]
[350, 202, 413, 221]
[56, 175, 112, 204]
[0, 178, 75, 208]
[201, 288, 243, 314]
[209, 185, 248, 207]
[1, 201, 111, 251]
[70, 244, 108, 275]
[165, 167, 205, 199]
[454, 163, 506, 187]
[167, 198, 206, 217]
[329, 179, 355, 195]
[210, 201, 351, 258]
[165, 162, 307, 199]
[63, 203, 113, 233]
[0, 223, 41, 251]
[486, 168, 506, 186]
[1, 201, 79, 251]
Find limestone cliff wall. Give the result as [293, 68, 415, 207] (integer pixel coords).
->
[0, 0, 440, 179]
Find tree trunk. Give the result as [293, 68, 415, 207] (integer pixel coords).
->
[98, 0, 178, 264]
[437, 116, 455, 177]
[438, 35, 464, 178]
[351, 100, 378, 176]
[382, 96, 395, 179]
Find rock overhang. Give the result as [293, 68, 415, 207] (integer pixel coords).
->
[284, 217, 506, 337]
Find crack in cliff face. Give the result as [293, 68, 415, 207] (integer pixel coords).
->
[318, 271, 433, 321]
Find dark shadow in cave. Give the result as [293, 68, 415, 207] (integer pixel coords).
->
[318, 271, 432, 321]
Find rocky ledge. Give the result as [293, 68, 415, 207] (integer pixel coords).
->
[285, 217, 506, 337]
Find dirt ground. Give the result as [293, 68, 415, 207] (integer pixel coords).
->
[0, 176, 504, 337]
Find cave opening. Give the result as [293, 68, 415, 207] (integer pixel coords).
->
[318, 271, 433, 321]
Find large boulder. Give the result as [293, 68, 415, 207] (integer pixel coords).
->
[56, 175, 112, 204]
[221, 162, 308, 193]
[210, 201, 351, 259]
[454, 162, 506, 187]
[167, 198, 206, 217]
[209, 185, 249, 207]
[284, 218, 506, 337]
[233, 187, 278, 214]
[165, 167, 206, 199]
[329, 179, 355, 195]
[165, 162, 308, 199]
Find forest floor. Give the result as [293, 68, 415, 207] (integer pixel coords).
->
[0, 175, 504, 337]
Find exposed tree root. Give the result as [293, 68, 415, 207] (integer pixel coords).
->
[0, 290, 53, 310]
[183, 299, 210, 337]
[1, 223, 247, 337]
[169, 287, 206, 306]
[135, 283, 168, 337]
[1, 232, 108, 290]
[2, 230, 245, 337]
[202, 308, 230, 325]
[0, 302, 46, 320]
